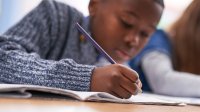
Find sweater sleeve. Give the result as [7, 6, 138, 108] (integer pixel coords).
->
[141, 51, 200, 97]
[0, 0, 95, 91]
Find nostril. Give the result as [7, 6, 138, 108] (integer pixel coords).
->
[126, 37, 139, 48]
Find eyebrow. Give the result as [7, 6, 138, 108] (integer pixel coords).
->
[126, 11, 156, 30]
[126, 11, 140, 19]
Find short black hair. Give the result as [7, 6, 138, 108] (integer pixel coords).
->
[155, 0, 165, 7]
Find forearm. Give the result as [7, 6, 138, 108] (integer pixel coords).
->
[141, 51, 200, 97]
[0, 44, 95, 91]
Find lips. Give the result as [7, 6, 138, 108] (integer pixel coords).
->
[115, 49, 132, 60]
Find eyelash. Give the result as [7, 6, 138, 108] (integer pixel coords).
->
[121, 19, 133, 28]
[120, 19, 150, 38]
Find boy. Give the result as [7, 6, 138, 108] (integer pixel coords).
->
[0, 0, 164, 99]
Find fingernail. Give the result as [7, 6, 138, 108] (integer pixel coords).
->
[137, 86, 142, 94]
[137, 88, 143, 94]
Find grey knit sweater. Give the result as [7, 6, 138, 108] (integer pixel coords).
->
[0, 0, 99, 91]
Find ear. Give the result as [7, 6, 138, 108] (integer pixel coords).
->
[88, 0, 100, 16]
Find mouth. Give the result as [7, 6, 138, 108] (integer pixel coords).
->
[115, 49, 132, 61]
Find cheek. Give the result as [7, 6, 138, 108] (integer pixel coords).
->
[107, 21, 126, 42]
[93, 13, 126, 51]
[139, 38, 149, 50]
[100, 18, 124, 43]
[102, 14, 123, 34]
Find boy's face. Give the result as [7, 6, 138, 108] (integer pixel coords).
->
[89, 0, 163, 63]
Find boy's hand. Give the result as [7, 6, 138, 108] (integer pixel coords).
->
[91, 64, 142, 99]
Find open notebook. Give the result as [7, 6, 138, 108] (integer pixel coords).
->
[0, 84, 183, 106]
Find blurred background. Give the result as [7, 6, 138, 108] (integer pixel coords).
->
[0, 0, 193, 34]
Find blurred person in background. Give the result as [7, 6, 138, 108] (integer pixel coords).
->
[129, 0, 200, 97]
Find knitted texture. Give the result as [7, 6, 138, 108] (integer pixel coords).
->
[0, 0, 98, 91]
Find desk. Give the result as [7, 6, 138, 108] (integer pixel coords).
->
[0, 98, 199, 112]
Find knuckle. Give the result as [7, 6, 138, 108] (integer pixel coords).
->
[133, 71, 139, 79]
[110, 72, 120, 80]
[114, 64, 122, 69]
[135, 76, 139, 81]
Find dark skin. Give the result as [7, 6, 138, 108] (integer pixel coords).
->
[89, 0, 163, 98]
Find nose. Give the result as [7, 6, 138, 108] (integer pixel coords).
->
[124, 31, 140, 48]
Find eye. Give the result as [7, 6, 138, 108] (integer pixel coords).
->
[120, 18, 134, 29]
[140, 31, 150, 38]
[121, 20, 133, 28]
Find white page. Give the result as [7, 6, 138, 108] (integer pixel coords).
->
[0, 84, 186, 106]
[69, 91, 183, 105]
[141, 93, 200, 106]
[128, 93, 184, 106]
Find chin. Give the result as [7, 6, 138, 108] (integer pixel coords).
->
[116, 59, 128, 64]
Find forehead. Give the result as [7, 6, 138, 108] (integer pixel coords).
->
[106, 0, 163, 27]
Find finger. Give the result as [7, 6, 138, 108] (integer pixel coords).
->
[119, 65, 139, 83]
[135, 79, 142, 93]
[132, 82, 143, 95]
[137, 80, 142, 89]
[113, 86, 132, 99]
[111, 91, 121, 98]
[119, 76, 137, 95]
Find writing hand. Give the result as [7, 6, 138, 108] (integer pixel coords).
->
[91, 64, 142, 99]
